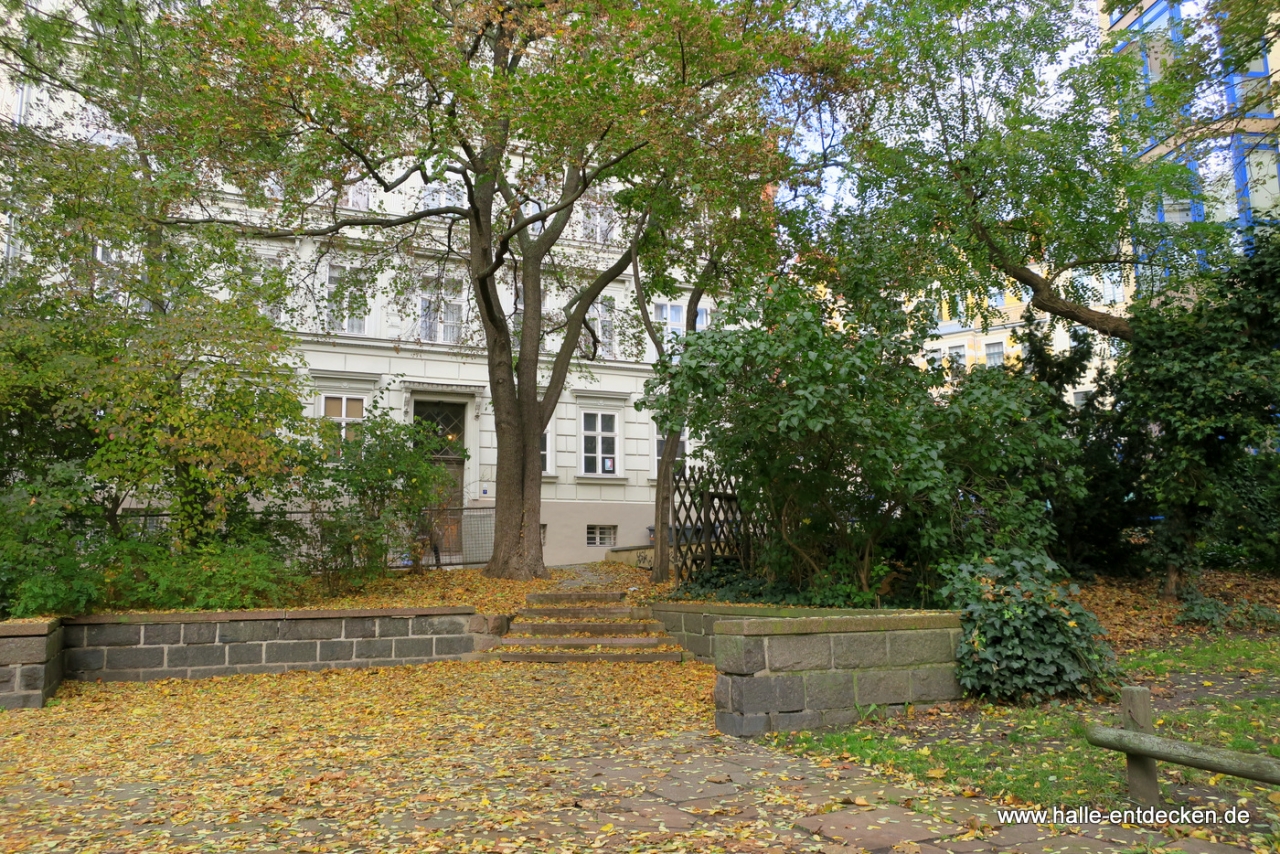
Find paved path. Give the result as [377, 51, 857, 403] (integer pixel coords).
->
[2, 659, 1248, 854]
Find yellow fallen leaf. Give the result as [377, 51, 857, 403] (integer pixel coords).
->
[926, 768, 946, 779]
[1268, 792, 1280, 805]
[854, 796, 871, 806]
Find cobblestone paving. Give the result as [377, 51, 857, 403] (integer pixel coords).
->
[2, 658, 1249, 853]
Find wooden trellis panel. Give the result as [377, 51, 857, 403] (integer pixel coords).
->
[670, 466, 760, 583]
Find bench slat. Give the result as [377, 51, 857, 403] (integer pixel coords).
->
[1085, 726, 1280, 785]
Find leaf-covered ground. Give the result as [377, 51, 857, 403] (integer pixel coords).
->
[1075, 570, 1280, 652]
[1, 659, 967, 854]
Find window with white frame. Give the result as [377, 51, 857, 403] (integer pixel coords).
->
[581, 411, 618, 475]
[1072, 390, 1091, 408]
[326, 265, 366, 335]
[654, 302, 685, 339]
[581, 204, 615, 244]
[1099, 270, 1125, 305]
[696, 307, 711, 330]
[985, 341, 1005, 367]
[421, 295, 464, 344]
[583, 297, 615, 359]
[586, 524, 617, 547]
[338, 182, 370, 211]
[540, 431, 553, 474]
[947, 345, 966, 380]
[988, 287, 1006, 308]
[322, 395, 364, 443]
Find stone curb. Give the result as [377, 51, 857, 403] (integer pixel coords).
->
[0, 620, 60, 638]
[64, 606, 476, 625]
[713, 612, 960, 636]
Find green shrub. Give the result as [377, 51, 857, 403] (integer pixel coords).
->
[105, 540, 301, 612]
[1176, 588, 1280, 631]
[0, 466, 105, 618]
[940, 549, 1117, 702]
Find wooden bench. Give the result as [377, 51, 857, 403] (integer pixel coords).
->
[1085, 686, 1280, 805]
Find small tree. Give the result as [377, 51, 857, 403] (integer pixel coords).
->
[304, 408, 457, 592]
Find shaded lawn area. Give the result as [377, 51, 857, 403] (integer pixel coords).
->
[769, 635, 1280, 852]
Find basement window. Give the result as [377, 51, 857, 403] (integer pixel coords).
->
[586, 525, 617, 547]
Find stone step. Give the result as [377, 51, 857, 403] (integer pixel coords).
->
[507, 620, 665, 637]
[525, 591, 626, 605]
[499, 636, 664, 649]
[517, 606, 649, 620]
[499, 651, 683, 664]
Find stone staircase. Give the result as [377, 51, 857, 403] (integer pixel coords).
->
[495, 591, 683, 663]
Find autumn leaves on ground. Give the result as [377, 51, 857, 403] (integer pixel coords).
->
[1, 566, 1278, 853]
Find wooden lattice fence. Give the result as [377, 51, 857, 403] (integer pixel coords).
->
[670, 466, 764, 583]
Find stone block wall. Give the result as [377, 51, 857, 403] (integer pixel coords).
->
[651, 602, 904, 664]
[60, 608, 505, 684]
[0, 620, 63, 709]
[711, 612, 963, 736]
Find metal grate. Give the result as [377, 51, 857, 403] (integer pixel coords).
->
[116, 507, 495, 569]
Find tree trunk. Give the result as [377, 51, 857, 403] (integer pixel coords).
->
[484, 328, 549, 579]
[651, 429, 682, 582]
[1160, 562, 1181, 601]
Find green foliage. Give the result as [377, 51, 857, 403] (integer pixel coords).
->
[300, 407, 458, 594]
[1107, 232, 1280, 590]
[940, 550, 1117, 702]
[646, 238, 1083, 604]
[833, 0, 1233, 340]
[0, 466, 106, 618]
[104, 540, 301, 613]
[1175, 588, 1280, 632]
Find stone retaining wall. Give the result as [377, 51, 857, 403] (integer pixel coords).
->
[1, 607, 508, 707]
[709, 611, 963, 737]
[0, 620, 62, 709]
[652, 602, 903, 663]
[62, 608, 506, 684]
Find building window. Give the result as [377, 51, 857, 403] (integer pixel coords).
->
[985, 341, 1005, 367]
[338, 182, 370, 211]
[421, 296, 464, 343]
[581, 411, 618, 475]
[326, 265, 366, 335]
[654, 302, 685, 339]
[988, 287, 1005, 308]
[540, 431, 552, 474]
[323, 395, 364, 442]
[586, 524, 617, 547]
[696, 307, 710, 330]
[925, 348, 943, 368]
[1073, 390, 1091, 408]
[584, 296, 615, 359]
[1099, 271, 1125, 305]
[655, 432, 687, 477]
[947, 345, 966, 380]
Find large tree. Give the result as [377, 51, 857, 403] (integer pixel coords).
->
[833, 0, 1274, 339]
[2, 0, 867, 579]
